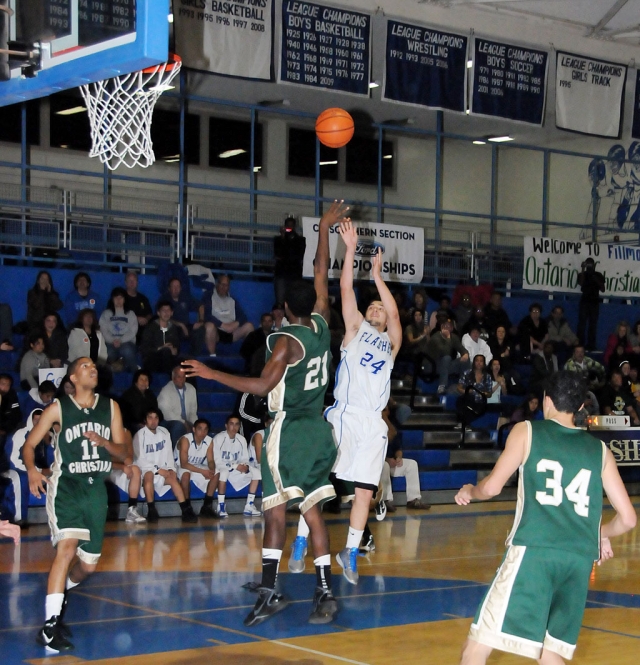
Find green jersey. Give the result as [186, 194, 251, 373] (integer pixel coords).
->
[55, 394, 114, 481]
[266, 313, 331, 415]
[508, 419, 605, 560]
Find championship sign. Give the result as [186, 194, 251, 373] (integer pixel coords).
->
[301, 218, 424, 284]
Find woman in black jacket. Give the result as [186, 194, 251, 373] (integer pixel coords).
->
[119, 369, 159, 433]
[27, 271, 63, 331]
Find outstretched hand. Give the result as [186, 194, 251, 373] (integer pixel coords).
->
[182, 359, 217, 381]
[372, 247, 383, 279]
[339, 220, 358, 252]
[320, 200, 351, 228]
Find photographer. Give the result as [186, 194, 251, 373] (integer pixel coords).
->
[577, 257, 605, 351]
[273, 215, 306, 304]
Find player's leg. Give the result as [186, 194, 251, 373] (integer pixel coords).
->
[288, 513, 309, 572]
[459, 638, 493, 665]
[243, 472, 262, 517]
[337, 485, 373, 584]
[165, 471, 197, 523]
[142, 471, 159, 522]
[180, 470, 191, 499]
[200, 473, 218, 517]
[204, 322, 218, 356]
[125, 465, 145, 524]
[537, 650, 565, 665]
[217, 475, 228, 517]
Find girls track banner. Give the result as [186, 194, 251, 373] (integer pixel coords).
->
[382, 20, 467, 113]
[173, 0, 274, 80]
[555, 51, 627, 138]
[522, 236, 640, 298]
[301, 218, 424, 284]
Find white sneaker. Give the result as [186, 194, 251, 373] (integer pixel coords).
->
[126, 506, 146, 524]
[243, 503, 262, 517]
[218, 503, 229, 518]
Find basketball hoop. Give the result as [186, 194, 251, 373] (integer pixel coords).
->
[80, 54, 182, 170]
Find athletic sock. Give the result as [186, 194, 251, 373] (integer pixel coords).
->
[297, 515, 310, 539]
[45, 593, 65, 621]
[261, 548, 282, 589]
[314, 554, 332, 591]
[148, 501, 155, 510]
[128, 497, 138, 508]
[203, 496, 214, 508]
[179, 500, 189, 512]
[65, 577, 80, 591]
[346, 527, 364, 550]
[247, 493, 256, 505]
[218, 494, 225, 506]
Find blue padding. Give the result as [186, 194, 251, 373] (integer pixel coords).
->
[403, 450, 450, 467]
[470, 412, 500, 429]
[197, 412, 228, 430]
[197, 393, 237, 411]
[112, 482, 261, 502]
[442, 395, 457, 411]
[391, 477, 406, 492]
[418, 470, 477, 490]
[399, 430, 424, 449]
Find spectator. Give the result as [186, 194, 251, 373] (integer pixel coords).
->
[42, 313, 68, 367]
[428, 295, 456, 331]
[63, 272, 102, 326]
[20, 332, 50, 390]
[483, 292, 513, 336]
[629, 366, 640, 405]
[457, 354, 495, 401]
[577, 257, 605, 351]
[517, 303, 548, 358]
[140, 301, 181, 374]
[547, 305, 579, 361]
[0, 374, 21, 444]
[629, 320, 640, 357]
[454, 292, 474, 331]
[160, 277, 203, 346]
[620, 360, 635, 397]
[108, 429, 146, 524]
[0, 302, 14, 350]
[56, 375, 75, 399]
[273, 215, 306, 304]
[487, 358, 508, 404]
[403, 309, 430, 360]
[99, 287, 139, 373]
[240, 312, 274, 375]
[564, 344, 606, 392]
[124, 271, 153, 338]
[461, 306, 490, 340]
[67, 309, 107, 365]
[461, 325, 492, 365]
[271, 302, 288, 331]
[488, 325, 512, 371]
[133, 409, 197, 523]
[409, 289, 428, 319]
[157, 366, 198, 449]
[603, 321, 633, 367]
[510, 393, 543, 423]
[119, 370, 158, 433]
[425, 319, 470, 394]
[600, 370, 640, 424]
[530, 341, 559, 394]
[23, 380, 56, 417]
[26, 271, 63, 332]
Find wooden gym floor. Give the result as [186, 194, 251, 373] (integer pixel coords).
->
[1, 500, 639, 664]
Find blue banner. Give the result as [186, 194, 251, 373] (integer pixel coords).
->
[633, 70, 640, 139]
[470, 37, 548, 125]
[382, 20, 467, 112]
[279, 1, 371, 96]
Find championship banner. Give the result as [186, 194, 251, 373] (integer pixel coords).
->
[301, 218, 424, 284]
[632, 70, 640, 139]
[470, 37, 548, 125]
[523, 236, 640, 298]
[279, 1, 371, 96]
[555, 51, 627, 138]
[595, 429, 640, 466]
[174, 0, 274, 80]
[382, 20, 467, 113]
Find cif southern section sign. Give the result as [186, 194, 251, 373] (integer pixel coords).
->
[593, 428, 640, 466]
[301, 218, 424, 284]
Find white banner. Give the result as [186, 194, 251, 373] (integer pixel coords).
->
[302, 218, 424, 284]
[174, 0, 274, 80]
[555, 51, 627, 138]
[39, 367, 67, 388]
[522, 236, 640, 297]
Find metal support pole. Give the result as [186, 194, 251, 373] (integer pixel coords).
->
[178, 68, 187, 259]
[21, 102, 27, 260]
[542, 150, 550, 237]
[377, 128, 383, 223]
[434, 111, 444, 285]
[315, 137, 321, 216]
[249, 107, 256, 273]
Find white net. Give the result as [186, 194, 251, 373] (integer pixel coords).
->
[79, 57, 182, 170]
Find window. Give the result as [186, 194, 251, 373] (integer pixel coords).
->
[288, 127, 338, 180]
[151, 109, 200, 165]
[346, 136, 394, 187]
[50, 91, 91, 151]
[0, 100, 40, 145]
[209, 117, 263, 171]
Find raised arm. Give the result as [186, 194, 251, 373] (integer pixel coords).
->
[372, 247, 402, 359]
[339, 220, 364, 342]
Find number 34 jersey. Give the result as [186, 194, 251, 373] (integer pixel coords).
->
[333, 320, 393, 413]
[507, 419, 605, 560]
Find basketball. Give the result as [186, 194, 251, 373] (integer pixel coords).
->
[315, 108, 355, 148]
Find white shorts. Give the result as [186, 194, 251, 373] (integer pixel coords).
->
[177, 465, 215, 493]
[325, 402, 388, 488]
[218, 466, 261, 491]
[110, 469, 130, 493]
[139, 467, 174, 497]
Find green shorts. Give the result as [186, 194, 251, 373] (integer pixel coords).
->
[46, 471, 108, 564]
[470, 545, 593, 661]
[261, 411, 337, 514]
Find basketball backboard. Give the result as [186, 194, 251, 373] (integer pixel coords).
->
[0, 0, 169, 106]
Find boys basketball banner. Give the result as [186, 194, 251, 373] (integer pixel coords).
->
[301, 218, 424, 284]
[382, 20, 467, 113]
[470, 37, 548, 125]
[523, 236, 640, 298]
[556, 51, 627, 138]
[174, 0, 274, 80]
[279, 1, 371, 96]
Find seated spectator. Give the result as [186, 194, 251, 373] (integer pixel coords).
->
[629, 320, 640, 357]
[157, 366, 198, 449]
[488, 325, 512, 371]
[23, 380, 56, 417]
[403, 309, 430, 360]
[603, 321, 633, 367]
[140, 301, 181, 374]
[63, 272, 102, 326]
[133, 408, 197, 523]
[160, 277, 203, 346]
[457, 354, 495, 401]
[530, 341, 558, 394]
[240, 312, 274, 375]
[517, 303, 548, 358]
[630, 365, 640, 405]
[0, 302, 14, 350]
[271, 302, 289, 331]
[461, 325, 492, 364]
[425, 319, 470, 394]
[124, 271, 153, 339]
[510, 393, 543, 423]
[461, 306, 490, 341]
[454, 292, 474, 331]
[20, 332, 51, 390]
[487, 358, 508, 404]
[0, 374, 22, 445]
[108, 429, 145, 524]
[67, 309, 110, 392]
[56, 375, 75, 399]
[212, 414, 262, 518]
[26, 271, 63, 332]
[620, 360, 635, 396]
[564, 344, 606, 392]
[547, 305, 579, 360]
[42, 313, 68, 367]
[99, 287, 139, 373]
[608, 342, 633, 374]
[119, 370, 158, 433]
[600, 370, 640, 424]
[483, 292, 513, 336]
[409, 289, 428, 319]
[176, 418, 217, 518]
[428, 295, 456, 331]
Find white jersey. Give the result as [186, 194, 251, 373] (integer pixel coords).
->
[178, 433, 212, 470]
[133, 426, 175, 474]
[212, 431, 249, 472]
[333, 320, 393, 412]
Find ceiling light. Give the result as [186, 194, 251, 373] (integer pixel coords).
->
[473, 140, 486, 145]
[383, 154, 393, 159]
[219, 149, 247, 158]
[253, 166, 261, 172]
[164, 154, 180, 159]
[60, 144, 69, 149]
[55, 106, 86, 116]
[467, 59, 473, 68]
[466, 109, 470, 114]
[487, 136, 514, 142]
[168, 13, 174, 23]
[165, 158, 180, 163]
[319, 160, 338, 166]
[369, 81, 380, 88]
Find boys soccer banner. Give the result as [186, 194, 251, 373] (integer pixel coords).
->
[556, 51, 627, 138]
[301, 218, 424, 284]
[523, 237, 640, 298]
[174, 0, 274, 80]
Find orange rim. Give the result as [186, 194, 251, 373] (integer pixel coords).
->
[141, 53, 181, 75]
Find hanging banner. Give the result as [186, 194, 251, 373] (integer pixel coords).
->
[382, 20, 467, 112]
[470, 37, 548, 125]
[279, 1, 371, 96]
[301, 218, 424, 284]
[632, 70, 640, 139]
[174, 0, 274, 80]
[555, 51, 627, 138]
[522, 237, 640, 298]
